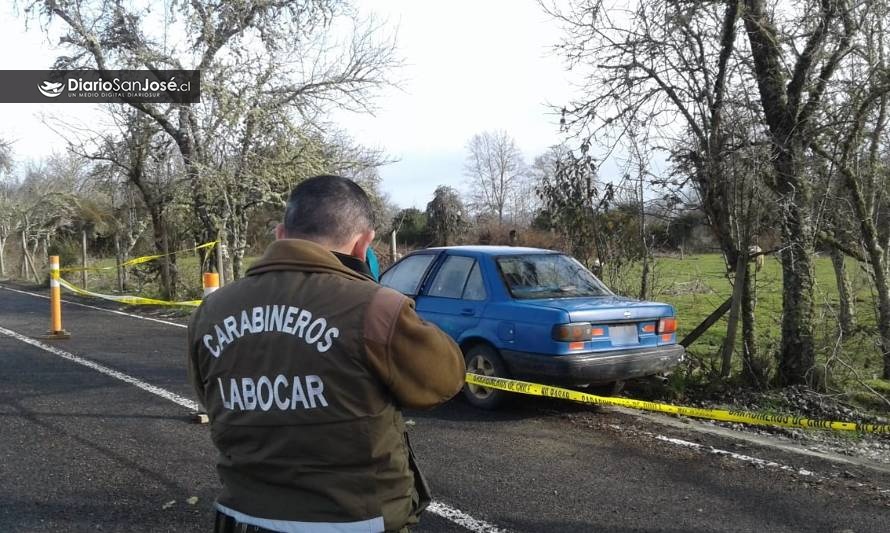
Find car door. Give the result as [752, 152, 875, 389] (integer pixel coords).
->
[414, 254, 488, 340]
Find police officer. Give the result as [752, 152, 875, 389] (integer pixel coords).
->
[187, 175, 466, 533]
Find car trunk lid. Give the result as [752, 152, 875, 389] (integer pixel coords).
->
[525, 296, 674, 323]
[527, 297, 676, 349]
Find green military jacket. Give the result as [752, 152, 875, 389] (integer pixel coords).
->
[187, 239, 465, 532]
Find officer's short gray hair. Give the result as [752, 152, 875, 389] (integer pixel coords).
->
[284, 175, 375, 245]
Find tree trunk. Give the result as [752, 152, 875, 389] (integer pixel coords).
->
[225, 248, 234, 285]
[639, 253, 650, 301]
[177, 109, 216, 276]
[742, 0, 821, 386]
[777, 212, 817, 386]
[23, 251, 34, 283]
[873, 266, 890, 379]
[216, 231, 227, 287]
[721, 250, 747, 378]
[835, 160, 890, 378]
[115, 236, 124, 293]
[20, 231, 26, 278]
[0, 236, 6, 277]
[23, 239, 40, 284]
[231, 242, 244, 281]
[149, 208, 175, 300]
[167, 251, 179, 302]
[121, 243, 130, 290]
[830, 248, 856, 336]
[229, 217, 248, 281]
[229, 211, 250, 281]
[857, 220, 890, 379]
[639, 169, 650, 301]
[741, 261, 765, 388]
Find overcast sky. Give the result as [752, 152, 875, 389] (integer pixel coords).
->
[0, 0, 576, 208]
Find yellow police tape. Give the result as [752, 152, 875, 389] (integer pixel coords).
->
[464, 373, 890, 434]
[58, 277, 201, 307]
[59, 241, 219, 273]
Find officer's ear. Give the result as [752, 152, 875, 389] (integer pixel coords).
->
[349, 229, 375, 260]
[274, 223, 286, 240]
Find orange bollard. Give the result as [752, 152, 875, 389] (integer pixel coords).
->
[44, 255, 70, 339]
[203, 272, 220, 297]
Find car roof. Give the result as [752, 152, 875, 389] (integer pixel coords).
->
[424, 245, 559, 255]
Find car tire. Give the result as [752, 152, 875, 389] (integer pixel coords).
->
[463, 344, 509, 410]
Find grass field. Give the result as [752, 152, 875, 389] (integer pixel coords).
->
[56, 250, 887, 403]
[630, 254, 886, 400]
[59, 251, 235, 302]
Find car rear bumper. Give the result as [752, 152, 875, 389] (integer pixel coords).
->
[502, 344, 685, 385]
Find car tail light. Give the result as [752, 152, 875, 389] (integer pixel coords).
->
[658, 317, 677, 334]
[553, 323, 605, 341]
[553, 323, 592, 341]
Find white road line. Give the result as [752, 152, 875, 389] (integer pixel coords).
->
[654, 435, 815, 477]
[0, 284, 187, 328]
[427, 502, 509, 533]
[0, 325, 198, 410]
[0, 323, 507, 533]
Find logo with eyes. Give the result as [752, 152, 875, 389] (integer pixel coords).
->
[38, 80, 64, 98]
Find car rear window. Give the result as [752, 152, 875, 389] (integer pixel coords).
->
[380, 254, 436, 296]
[497, 254, 611, 299]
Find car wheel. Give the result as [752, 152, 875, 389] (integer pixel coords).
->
[463, 344, 509, 409]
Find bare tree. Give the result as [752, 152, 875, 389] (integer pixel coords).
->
[543, 0, 768, 380]
[814, 157, 858, 337]
[0, 194, 16, 278]
[619, 118, 656, 301]
[12, 165, 80, 282]
[809, 3, 890, 378]
[0, 139, 15, 277]
[209, 116, 391, 279]
[26, 0, 400, 275]
[70, 107, 184, 299]
[735, 0, 863, 385]
[507, 174, 539, 228]
[0, 139, 11, 176]
[464, 130, 526, 224]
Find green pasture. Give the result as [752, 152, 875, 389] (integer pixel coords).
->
[623, 254, 885, 395]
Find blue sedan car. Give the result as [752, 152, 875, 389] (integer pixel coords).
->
[380, 246, 685, 408]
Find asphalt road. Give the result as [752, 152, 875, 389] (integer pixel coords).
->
[1, 283, 889, 533]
